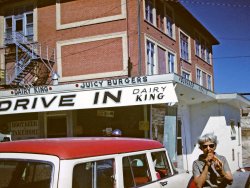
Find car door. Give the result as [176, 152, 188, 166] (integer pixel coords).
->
[148, 150, 192, 188]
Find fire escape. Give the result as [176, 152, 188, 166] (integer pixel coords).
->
[4, 31, 56, 88]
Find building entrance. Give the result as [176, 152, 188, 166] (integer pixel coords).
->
[47, 116, 67, 138]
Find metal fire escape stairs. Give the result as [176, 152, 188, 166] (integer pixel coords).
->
[4, 32, 56, 87]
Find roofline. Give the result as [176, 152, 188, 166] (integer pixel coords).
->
[0, 137, 164, 159]
[176, 1, 219, 45]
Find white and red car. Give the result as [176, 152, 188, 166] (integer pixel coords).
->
[0, 137, 194, 188]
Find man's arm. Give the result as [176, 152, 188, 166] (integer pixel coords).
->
[194, 162, 211, 188]
[193, 161, 210, 188]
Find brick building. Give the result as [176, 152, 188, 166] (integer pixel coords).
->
[1, 0, 249, 172]
[0, 0, 218, 88]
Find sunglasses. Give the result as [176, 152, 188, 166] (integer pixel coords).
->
[202, 144, 215, 149]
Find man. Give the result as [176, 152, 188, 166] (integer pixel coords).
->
[193, 133, 233, 188]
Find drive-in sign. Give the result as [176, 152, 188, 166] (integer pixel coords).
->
[0, 83, 177, 115]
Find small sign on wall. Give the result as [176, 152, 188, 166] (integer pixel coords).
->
[97, 110, 114, 118]
[9, 120, 39, 140]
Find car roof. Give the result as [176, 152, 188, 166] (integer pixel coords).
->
[0, 137, 164, 159]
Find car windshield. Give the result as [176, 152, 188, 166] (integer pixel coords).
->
[0, 160, 53, 188]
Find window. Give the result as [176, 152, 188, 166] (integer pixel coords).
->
[145, 0, 154, 24]
[158, 47, 166, 74]
[122, 154, 151, 188]
[147, 40, 155, 75]
[151, 151, 171, 179]
[0, 160, 52, 188]
[73, 159, 115, 188]
[4, 11, 34, 43]
[166, 16, 174, 38]
[25, 12, 34, 38]
[182, 71, 190, 80]
[180, 32, 189, 61]
[206, 48, 210, 64]
[156, 1, 164, 31]
[207, 74, 212, 90]
[196, 68, 202, 85]
[168, 52, 175, 73]
[201, 43, 206, 60]
[195, 39, 200, 56]
[202, 71, 207, 88]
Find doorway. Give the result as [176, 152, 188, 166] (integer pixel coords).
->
[47, 116, 67, 138]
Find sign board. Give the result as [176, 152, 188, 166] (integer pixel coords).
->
[9, 120, 39, 140]
[0, 83, 178, 115]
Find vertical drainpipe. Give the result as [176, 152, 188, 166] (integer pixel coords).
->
[126, 0, 132, 77]
[137, 0, 142, 76]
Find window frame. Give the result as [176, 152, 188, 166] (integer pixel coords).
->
[196, 68, 202, 85]
[180, 31, 190, 62]
[145, 37, 177, 75]
[181, 70, 191, 80]
[4, 11, 34, 43]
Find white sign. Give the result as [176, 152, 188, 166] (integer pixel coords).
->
[0, 83, 177, 115]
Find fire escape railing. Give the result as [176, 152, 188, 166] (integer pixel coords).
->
[4, 32, 56, 86]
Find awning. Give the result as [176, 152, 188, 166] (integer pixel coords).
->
[0, 83, 178, 115]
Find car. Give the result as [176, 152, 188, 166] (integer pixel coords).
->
[0, 137, 194, 188]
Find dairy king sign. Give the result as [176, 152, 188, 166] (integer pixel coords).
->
[0, 83, 177, 115]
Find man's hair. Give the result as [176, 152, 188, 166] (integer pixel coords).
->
[198, 133, 218, 147]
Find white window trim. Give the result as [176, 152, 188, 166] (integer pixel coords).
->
[145, 35, 177, 75]
[146, 39, 157, 75]
[179, 29, 191, 64]
[4, 9, 37, 42]
[181, 69, 192, 81]
[143, 0, 176, 40]
[195, 66, 213, 90]
[56, 31, 128, 82]
[56, 0, 126, 30]
[196, 68, 202, 85]
[165, 5, 176, 40]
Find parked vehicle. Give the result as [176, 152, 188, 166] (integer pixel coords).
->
[0, 137, 194, 188]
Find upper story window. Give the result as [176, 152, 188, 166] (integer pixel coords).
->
[156, 1, 164, 31]
[4, 11, 34, 44]
[147, 40, 156, 75]
[196, 68, 202, 85]
[195, 36, 212, 64]
[195, 39, 200, 56]
[180, 32, 189, 62]
[166, 16, 174, 38]
[168, 52, 175, 73]
[182, 70, 190, 80]
[207, 74, 212, 90]
[145, 0, 154, 24]
[144, 1, 176, 39]
[196, 68, 213, 90]
[146, 38, 176, 75]
[205, 48, 211, 64]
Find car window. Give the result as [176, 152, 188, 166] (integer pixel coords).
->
[122, 154, 152, 188]
[151, 151, 172, 179]
[0, 160, 52, 188]
[72, 159, 115, 188]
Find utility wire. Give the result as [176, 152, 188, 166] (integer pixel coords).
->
[179, 0, 250, 8]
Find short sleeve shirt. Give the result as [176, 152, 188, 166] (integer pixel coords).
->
[192, 153, 231, 188]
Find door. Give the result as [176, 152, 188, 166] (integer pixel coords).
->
[47, 116, 67, 138]
[14, 16, 24, 34]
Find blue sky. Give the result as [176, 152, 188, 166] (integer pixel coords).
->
[181, 0, 250, 95]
